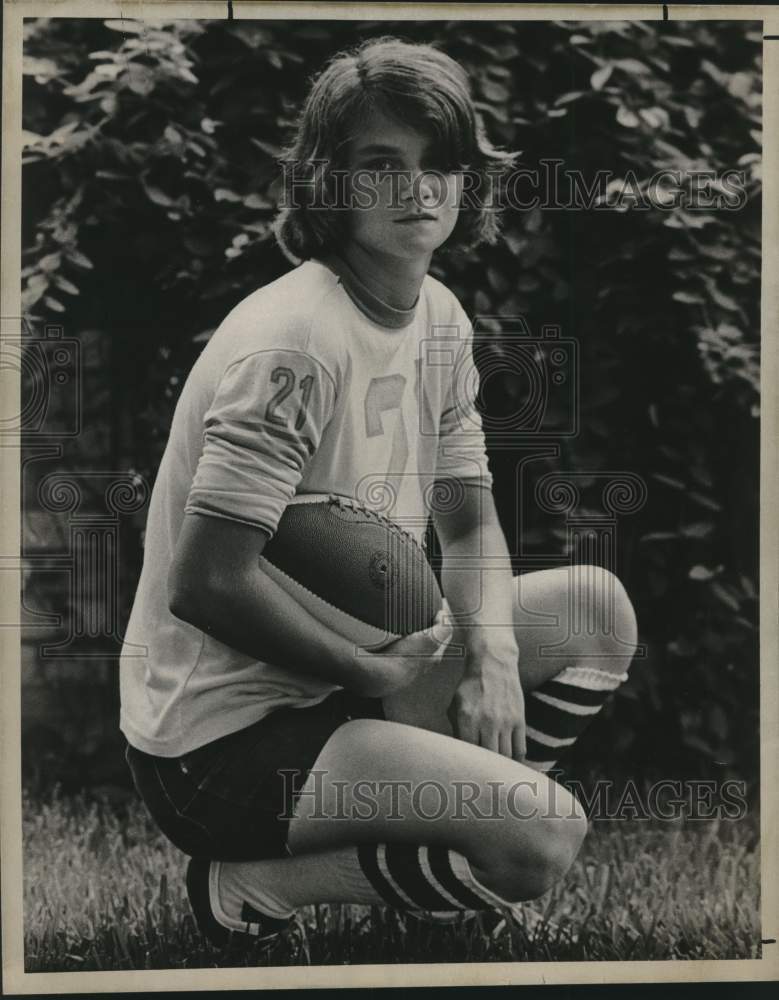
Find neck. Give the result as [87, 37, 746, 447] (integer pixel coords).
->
[340, 243, 430, 311]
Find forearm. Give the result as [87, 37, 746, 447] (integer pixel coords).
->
[438, 500, 518, 666]
[433, 485, 526, 755]
[169, 563, 378, 695]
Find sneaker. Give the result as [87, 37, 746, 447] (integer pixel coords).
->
[186, 857, 293, 950]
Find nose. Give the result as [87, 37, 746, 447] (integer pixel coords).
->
[399, 167, 440, 208]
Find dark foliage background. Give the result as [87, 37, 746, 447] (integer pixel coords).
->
[20, 17, 761, 794]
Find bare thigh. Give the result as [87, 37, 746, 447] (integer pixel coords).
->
[286, 717, 584, 881]
[381, 566, 588, 735]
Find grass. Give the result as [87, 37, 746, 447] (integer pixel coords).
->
[22, 785, 761, 971]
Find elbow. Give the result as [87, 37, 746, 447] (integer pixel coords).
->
[167, 574, 196, 625]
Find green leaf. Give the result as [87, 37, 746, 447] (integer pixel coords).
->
[23, 274, 49, 307]
[700, 59, 729, 86]
[711, 583, 740, 612]
[67, 249, 94, 270]
[244, 193, 272, 210]
[250, 138, 282, 158]
[164, 125, 183, 145]
[698, 244, 735, 261]
[554, 91, 586, 106]
[125, 65, 155, 97]
[480, 79, 511, 103]
[38, 253, 61, 273]
[214, 189, 242, 203]
[705, 283, 740, 313]
[590, 65, 613, 91]
[177, 67, 198, 85]
[104, 19, 145, 33]
[230, 24, 274, 49]
[681, 521, 714, 539]
[689, 565, 717, 581]
[638, 107, 668, 129]
[525, 206, 543, 234]
[652, 474, 686, 490]
[23, 56, 59, 82]
[616, 106, 640, 128]
[53, 275, 80, 296]
[673, 291, 704, 305]
[688, 492, 722, 512]
[614, 58, 652, 75]
[143, 181, 174, 207]
[94, 62, 123, 80]
[727, 72, 752, 100]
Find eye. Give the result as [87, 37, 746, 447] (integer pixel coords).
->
[365, 156, 398, 173]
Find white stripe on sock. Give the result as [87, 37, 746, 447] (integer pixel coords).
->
[447, 850, 509, 910]
[531, 691, 601, 715]
[418, 846, 464, 911]
[376, 844, 416, 909]
[526, 725, 577, 749]
[553, 665, 627, 691]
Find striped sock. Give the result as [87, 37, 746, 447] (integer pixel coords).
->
[215, 842, 512, 926]
[357, 842, 508, 912]
[523, 665, 627, 772]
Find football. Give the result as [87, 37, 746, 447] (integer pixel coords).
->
[258, 493, 443, 650]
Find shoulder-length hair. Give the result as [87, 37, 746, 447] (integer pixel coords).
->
[270, 36, 520, 265]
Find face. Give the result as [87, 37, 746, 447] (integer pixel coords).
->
[340, 109, 463, 263]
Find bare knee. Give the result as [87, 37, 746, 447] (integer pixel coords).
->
[576, 565, 638, 671]
[477, 787, 588, 902]
[515, 810, 588, 900]
[609, 570, 638, 655]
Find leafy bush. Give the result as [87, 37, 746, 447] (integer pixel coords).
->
[21, 17, 761, 785]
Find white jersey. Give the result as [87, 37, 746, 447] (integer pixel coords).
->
[119, 254, 492, 756]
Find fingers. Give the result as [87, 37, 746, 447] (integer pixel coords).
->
[426, 610, 453, 662]
[458, 717, 479, 747]
[432, 619, 454, 650]
[480, 723, 500, 756]
[498, 729, 514, 760]
[450, 712, 517, 761]
[512, 725, 527, 762]
[450, 705, 479, 747]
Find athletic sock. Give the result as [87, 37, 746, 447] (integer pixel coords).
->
[522, 665, 627, 772]
[214, 842, 513, 927]
[356, 843, 509, 911]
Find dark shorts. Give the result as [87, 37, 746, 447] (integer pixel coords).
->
[125, 689, 385, 862]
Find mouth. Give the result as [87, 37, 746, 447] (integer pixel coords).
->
[396, 213, 438, 224]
